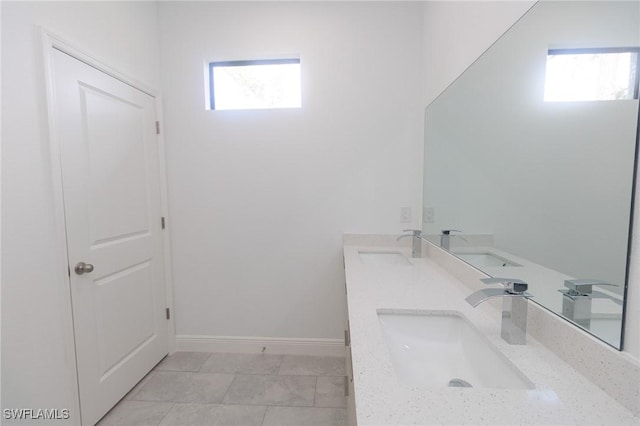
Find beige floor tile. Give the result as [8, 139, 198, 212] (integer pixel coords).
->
[213, 404, 267, 426]
[262, 406, 347, 426]
[222, 374, 316, 406]
[97, 400, 173, 426]
[314, 376, 346, 408]
[155, 352, 211, 372]
[199, 352, 282, 375]
[279, 355, 345, 376]
[106, 352, 351, 426]
[159, 403, 219, 426]
[158, 403, 266, 426]
[134, 371, 235, 404]
[125, 371, 157, 401]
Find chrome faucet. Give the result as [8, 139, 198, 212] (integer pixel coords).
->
[559, 279, 619, 328]
[397, 229, 423, 258]
[440, 229, 461, 250]
[465, 277, 533, 345]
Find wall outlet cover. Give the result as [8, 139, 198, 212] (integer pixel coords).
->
[424, 207, 435, 223]
[400, 207, 412, 223]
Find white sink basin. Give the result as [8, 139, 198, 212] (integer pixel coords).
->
[359, 251, 411, 266]
[454, 252, 521, 268]
[377, 309, 533, 389]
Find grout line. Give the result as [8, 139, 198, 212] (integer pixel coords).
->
[196, 352, 214, 373]
[155, 402, 175, 426]
[312, 375, 318, 408]
[276, 354, 286, 375]
[232, 373, 319, 379]
[219, 373, 237, 404]
[259, 405, 269, 426]
[222, 401, 313, 408]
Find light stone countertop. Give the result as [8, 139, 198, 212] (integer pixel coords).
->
[343, 237, 638, 426]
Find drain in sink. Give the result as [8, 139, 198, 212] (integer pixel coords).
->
[448, 378, 472, 388]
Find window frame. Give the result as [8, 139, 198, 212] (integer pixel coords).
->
[208, 58, 301, 111]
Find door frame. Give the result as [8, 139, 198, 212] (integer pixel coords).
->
[41, 28, 176, 422]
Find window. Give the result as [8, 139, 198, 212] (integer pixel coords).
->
[544, 48, 639, 102]
[208, 59, 301, 110]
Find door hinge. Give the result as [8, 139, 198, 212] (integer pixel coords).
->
[166, 307, 171, 320]
[156, 121, 160, 135]
[161, 217, 166, 229]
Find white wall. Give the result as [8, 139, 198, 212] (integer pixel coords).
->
[158, 1, 425, 341]
[1, 2, 161, 422]
[422, 0, 534, 106]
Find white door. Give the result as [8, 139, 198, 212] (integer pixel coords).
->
[51, 48, 169, 425]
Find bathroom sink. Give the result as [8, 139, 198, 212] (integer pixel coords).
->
[454, 252, 521, 268]
[377, 310, 533, 389]
[359, 251, 411, 266]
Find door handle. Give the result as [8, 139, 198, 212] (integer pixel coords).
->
[74, 262, 94, 275]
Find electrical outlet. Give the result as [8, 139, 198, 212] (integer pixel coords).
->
[400, 207, 412, 223]
[423, 207, 435, 223]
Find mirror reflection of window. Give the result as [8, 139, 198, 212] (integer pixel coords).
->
[544, 48, 639, 102]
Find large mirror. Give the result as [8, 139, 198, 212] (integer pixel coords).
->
[422, 0, 639, 349]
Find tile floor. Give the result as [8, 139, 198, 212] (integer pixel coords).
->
[97, 352, 347, 426]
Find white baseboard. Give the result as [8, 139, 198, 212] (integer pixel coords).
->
[175, 335, 345, 357]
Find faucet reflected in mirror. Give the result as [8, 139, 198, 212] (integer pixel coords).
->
[466, 278, 533, 345]
[439, 229, 461, 251]
[559, 279, 620, 328]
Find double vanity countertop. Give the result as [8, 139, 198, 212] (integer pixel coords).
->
[343, 236, 638, 425]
